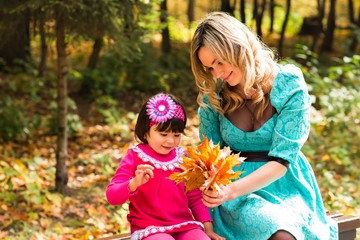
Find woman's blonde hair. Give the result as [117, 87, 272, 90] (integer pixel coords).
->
[190, 12, 277, 119]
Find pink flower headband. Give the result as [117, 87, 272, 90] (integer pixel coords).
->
[146, 94, 185, 127]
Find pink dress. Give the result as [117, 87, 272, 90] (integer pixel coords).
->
[106, 143, 212, 240]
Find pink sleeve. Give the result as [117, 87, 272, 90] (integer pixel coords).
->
[187, 188, 213, 223]
[106, 149, 138, 205]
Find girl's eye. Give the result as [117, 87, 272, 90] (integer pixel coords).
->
[217, 61, 223, 66]
[160, 133, 168, 137]
[174, 134, 181, 137]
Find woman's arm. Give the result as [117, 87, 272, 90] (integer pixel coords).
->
[202, 161, 287, 208]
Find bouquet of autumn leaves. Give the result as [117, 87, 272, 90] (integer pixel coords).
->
[169, 136, 245, 193]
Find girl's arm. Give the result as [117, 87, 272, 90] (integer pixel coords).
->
[186, 189, 226, 240]
[106, 149, 137, 205]
[202, 161, 287, 208]
[203, 221, 226, 240]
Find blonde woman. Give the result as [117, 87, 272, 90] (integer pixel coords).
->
[190, 12, 338, 240]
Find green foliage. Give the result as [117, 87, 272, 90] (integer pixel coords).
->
[286, 46, 360, 215]
[0, 70, 43, 141]
[95, 95, 122, 125]
[0, 95, 29, 141]
[0, 157, 55, 207]
[46, 97, 84, 136]
[81, 39, 195, 101]
[92, 153, 116, 176]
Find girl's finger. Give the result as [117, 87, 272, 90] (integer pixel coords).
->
[137, 164, 154, 171]
[144, 169, 154, 178]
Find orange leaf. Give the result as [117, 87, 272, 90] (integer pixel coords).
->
[168, 136, 244, 193]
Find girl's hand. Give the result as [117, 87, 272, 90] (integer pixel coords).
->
[129, 164, 154, 192]
[202, 184, 231, 208]
[207, 231, 226, 240]
[203, 221, 226, 240]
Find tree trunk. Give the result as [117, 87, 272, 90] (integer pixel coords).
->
[269, 0, 275, 33]
[252, 0, 265, 37]
[87, 37, 103, 69]
[310, 0, 325, 51]
[55, 9, 68, 194]
[278, 0, 291, 56]
[321, 0, 336, 52]
[253, 0, 258, 24]
[240, 0, 246, 23]
[38, 8, 47, 77]
[348, 0, 355, 24]
[221, 0, 234, 15]
[160, 0, 171, 54]
[0, 2, 30, 69]
[187, 0, 195, 27]
[349, 6, 360, 52]
[256, 0, 267, 38]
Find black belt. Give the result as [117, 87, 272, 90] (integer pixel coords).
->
[239, 151, 270, 162]
[229, 149, 289, 167]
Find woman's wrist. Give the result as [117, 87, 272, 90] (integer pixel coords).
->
[227, 182, 239, 201]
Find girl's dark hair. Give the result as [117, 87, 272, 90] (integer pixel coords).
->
[134, 93, 187, 144]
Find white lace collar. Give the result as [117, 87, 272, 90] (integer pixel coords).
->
[132, 146, 186, 171]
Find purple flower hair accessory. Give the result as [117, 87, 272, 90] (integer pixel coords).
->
[146, 94, 185, 127]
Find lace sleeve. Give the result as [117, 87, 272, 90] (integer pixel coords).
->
[198, 95, 223, 147]
[269, 64, 311, 164]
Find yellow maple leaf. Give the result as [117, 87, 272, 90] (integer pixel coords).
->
[168, 136, 245, 193]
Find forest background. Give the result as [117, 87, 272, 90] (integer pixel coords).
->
[0, 0, 359, 239]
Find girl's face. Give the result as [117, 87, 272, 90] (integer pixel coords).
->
[198, 46, 244, 90]
[146, 126, 181, 155]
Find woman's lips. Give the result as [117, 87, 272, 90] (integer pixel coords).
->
[223, 72, 232, 81]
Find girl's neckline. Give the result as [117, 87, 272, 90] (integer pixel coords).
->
[133, 144, 186, 171]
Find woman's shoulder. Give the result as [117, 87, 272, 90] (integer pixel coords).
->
[275, 64, 304, 82]
[271, 64, 309, 110]
[272, 64, 307, 92]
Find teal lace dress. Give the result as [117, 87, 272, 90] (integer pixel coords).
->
[198, 64, 338, 239]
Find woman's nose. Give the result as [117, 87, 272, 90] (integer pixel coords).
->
[212, 67, 223, 79]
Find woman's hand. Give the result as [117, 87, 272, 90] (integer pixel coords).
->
[129, 164, 154, 192]
[202, 184, 232, 208]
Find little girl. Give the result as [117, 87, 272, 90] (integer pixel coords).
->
[106, 93, 224, 240]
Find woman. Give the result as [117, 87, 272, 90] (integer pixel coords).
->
[190, 12, 338, 240]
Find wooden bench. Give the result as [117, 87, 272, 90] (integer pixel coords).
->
[95, 211, 360, 240]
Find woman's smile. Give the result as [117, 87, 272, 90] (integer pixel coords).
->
[223, 72, 232, 81]
[198, 46, 242, 88]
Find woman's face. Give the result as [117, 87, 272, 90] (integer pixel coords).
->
[198, 46, 243, 90]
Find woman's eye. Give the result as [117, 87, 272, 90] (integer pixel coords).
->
[203, 66, 213, 72]
[218, 61, 223, 65]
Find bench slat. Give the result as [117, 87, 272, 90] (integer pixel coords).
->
[95, 212, 360, 240]
[335, 215, 360, 232]
[95, 233, 131, 240]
